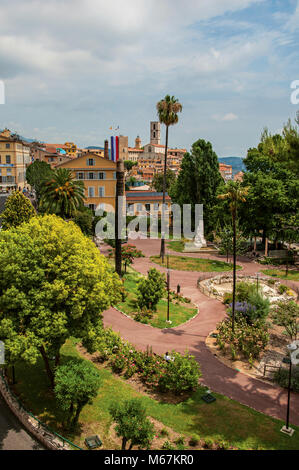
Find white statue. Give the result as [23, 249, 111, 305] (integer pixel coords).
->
[194, 213, 207, 248]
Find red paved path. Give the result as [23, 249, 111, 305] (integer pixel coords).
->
[102, 239, 299, 426]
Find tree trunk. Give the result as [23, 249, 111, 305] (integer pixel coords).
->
[160, 125, 169, 263]
[55, 352, 60, 368]
[232, 212, 237, 333]
[39, 345, 54, 388]
[122, 437, 127, 450]
[265, 237, 268, 257]
[254, 236, 257, 252]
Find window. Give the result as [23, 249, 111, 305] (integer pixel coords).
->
[137, 203, 142, 211]
[98, 172, 105, 180]
[113, 172, 116, 180]
[6, 155, 11, 164]
[88, 187, 95, 197]
[88, 172, 95, 180]
[87, 158, 95, 166]
[153, 203, 159, 211]
[145, 203, 151, 212]
[76, 172, 84, 180]
[5, 143, 10, 149]
[88, 204, 95, 211]
[98, 186, 105, 197]
[127, 203, 134, 214]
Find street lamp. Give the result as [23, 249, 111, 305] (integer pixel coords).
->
[280, 341, 299, 436]
[166, 254, 172, 324]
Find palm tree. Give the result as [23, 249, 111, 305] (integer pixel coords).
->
[40, 168, 85, 219]
[156, 95, 182, 262]
[217, 182, 248, 332]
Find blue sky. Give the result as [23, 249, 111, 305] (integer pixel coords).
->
[0, 0, 298, 157]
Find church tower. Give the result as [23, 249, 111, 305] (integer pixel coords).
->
[135, 135, 141, 149]
[150, 121, 161, 145]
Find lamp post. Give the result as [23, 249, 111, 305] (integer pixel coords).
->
[256, 272, 260, 292]
[280, 341, 299, 436]
[166, 255, 171, 324]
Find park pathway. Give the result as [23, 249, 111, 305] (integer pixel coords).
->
[102, 239, 299, 427]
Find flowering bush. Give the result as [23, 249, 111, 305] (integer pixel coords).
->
[216, 317, 269, 360]
[91, 327, 201, 395]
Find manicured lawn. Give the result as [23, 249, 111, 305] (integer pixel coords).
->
[150, 255, 242, 272]
[11, 337, 299, 450]
[117, 270, 197, 328]
[167, 240, 185, 252]
[262, 269, 299, 281]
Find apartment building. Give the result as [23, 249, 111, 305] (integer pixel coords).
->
[219, 163, 233, 182]
[0, 129, 31, 192]
[57, 152, 117, 212]
[126, 191, 171, 217]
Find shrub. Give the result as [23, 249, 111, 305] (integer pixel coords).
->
[223, 292, 233, 305]
[271, 301, 299, 341]
[278, 284, 288, 295]
[273, 367, 299, 392]
[137, 268, 166, 311]
[189, 436, 199, 447]
[109, 399, 155, 450]
[158, 350, 201, 394]
[54, 359, 101, 428]
[228, 292, 270, 325]
[175, 436, 185, 445]
[162, 440, 175, 450]
[159, 428, 169, 437]
[202, 437, 214, 449]
[236, 282, 257, 302]
[216, 318, 269, 360]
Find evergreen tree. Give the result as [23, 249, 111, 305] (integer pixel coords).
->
[171, 139, 223, 234]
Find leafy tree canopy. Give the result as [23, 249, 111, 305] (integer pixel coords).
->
[1, 191, 35, 230]
[0, 214, 121, 386]
[151, 169, 176, 193]
[26, 160, 54, 201]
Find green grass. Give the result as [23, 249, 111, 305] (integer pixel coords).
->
[117, 270, 197, 328]
[11, 337, 299, 450]
[262, 269, 299, 281]
[167, 240, 185, 252]
[150, 255, 242, 272]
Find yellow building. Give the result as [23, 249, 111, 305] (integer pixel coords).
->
[0, 129, 31, 192]
[57, 152, 117, 212]
[64, 142, 77, 157]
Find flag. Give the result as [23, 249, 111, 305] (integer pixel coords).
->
[115, 135, 119, 161]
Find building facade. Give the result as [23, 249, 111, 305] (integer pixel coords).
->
[57, 152, 117, 212]
[126, 191, 171, 216]
[0, 129, 31, 192]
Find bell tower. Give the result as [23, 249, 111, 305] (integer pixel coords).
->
[150, 121, 160, 145]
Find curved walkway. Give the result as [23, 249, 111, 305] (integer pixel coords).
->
[102, 239, 299, 426]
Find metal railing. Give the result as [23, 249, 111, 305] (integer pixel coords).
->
[0, 370, 83, 451]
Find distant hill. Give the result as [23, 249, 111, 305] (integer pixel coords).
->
[218, 156, 245, 175]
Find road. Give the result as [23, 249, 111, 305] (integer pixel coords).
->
[0, 395, 43, 450]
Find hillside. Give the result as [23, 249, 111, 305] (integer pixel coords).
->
[218, 156, 245, 174]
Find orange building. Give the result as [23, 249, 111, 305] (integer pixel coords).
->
[57, 152, 117, 212]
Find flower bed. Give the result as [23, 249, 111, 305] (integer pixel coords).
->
[84, 327, 201, 395]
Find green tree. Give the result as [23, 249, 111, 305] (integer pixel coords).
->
[137, 268, 165, 311]
[73, 206, 93, 235]
[109, 399, 155, 450]
[26, 160, 54, 202]
[217, 182, 248, 332]
[151, 169, 176, 193]
[156, 95, 182, 262]
[216, 225, 248, 262]
[1, 191, 35, 230]
[171, 139, 223, 235]
[124, 160, 137, 171]
[271, 301, 299, 341]
[0, 215, 121, 387]
[54, 359, 101, 428]
[40, 168, 85, 219]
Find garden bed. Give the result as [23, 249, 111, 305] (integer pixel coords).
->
[150, 255, 241, 272]
[116, 270, 198, 328]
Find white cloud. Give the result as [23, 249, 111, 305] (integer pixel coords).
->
[212, 113, 239, 121]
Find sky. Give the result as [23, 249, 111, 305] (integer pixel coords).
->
[0, 0, 298, 157]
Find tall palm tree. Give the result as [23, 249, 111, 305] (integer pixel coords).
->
[217, 181, 248, 332]
[156, 95, 182, 262]
[40, 168, 85, 219]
